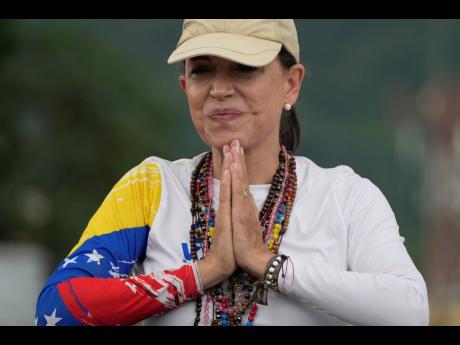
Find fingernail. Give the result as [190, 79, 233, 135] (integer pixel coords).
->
[240, 146, 244, 155]
[224, 169, 229, 177]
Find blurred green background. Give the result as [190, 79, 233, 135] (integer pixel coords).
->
[0, 19, 459, 325]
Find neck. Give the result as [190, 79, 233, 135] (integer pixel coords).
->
[212, 140, 281, 185]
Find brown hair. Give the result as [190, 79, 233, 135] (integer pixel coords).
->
[278, 46, 301, 153]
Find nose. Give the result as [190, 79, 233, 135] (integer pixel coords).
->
[209, 72, 234, 100]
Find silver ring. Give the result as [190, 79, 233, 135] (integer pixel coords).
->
[242, 189, 250, 199]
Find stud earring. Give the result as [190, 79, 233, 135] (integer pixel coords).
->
[284, 103, 292, 111]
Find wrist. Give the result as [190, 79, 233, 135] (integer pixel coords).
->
[238, 249, 274, 280]
[196, 256, 230, 290]
[253, 253, 289, 305]
[260, 254, 288, 291]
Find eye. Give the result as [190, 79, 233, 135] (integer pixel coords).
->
[235, 64, 258, 73]
[189, 65, 213, 76]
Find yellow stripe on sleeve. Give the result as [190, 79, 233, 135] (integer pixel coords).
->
[68, 162, 162, 256]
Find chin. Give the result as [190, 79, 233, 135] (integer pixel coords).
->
[206, 136, 246, 150]
[201, 130, 245, 149]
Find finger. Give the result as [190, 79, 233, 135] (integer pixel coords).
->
[229, 140, 241, 167]
[238, 146, 250, 190]
[222, 146, 233, 173]
[217, 165, 232, 236]
[235, 146, 259, 220]
[230, 146, 249, 203]
[230, 142, 261, 224]
[230, 140, 250, 188]
[219, 151, 232, 207]
[231, 160, 261, 238]
[219, 166, 231, 211]
[231, 161, 250, 217]
[230, 140, 249, 182]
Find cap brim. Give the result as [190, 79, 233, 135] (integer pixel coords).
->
[167, 32, 282, 67]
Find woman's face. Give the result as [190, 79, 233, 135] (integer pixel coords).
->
[179, 55, 300, 151]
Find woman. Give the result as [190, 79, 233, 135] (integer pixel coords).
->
[35, 19, 429, 326]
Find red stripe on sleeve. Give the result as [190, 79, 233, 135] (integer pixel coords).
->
[57, 264, 201, 325]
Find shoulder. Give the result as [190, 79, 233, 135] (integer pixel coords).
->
[137, 152, 206, 177]
[295, 155, 361, 190]
[294, 155, 385, 209]
[123, 152, 207, 191]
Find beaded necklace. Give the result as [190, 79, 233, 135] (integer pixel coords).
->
[189, 146, 297, 326]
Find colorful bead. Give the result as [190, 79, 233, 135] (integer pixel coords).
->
[190, 146, 297, 326]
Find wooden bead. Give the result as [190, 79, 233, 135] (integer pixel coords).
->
[188, 148, 296, 326]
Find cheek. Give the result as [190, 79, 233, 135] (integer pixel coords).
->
[247, 87, 283, 126]
[185, 83, 207, 119]
[245, 86, 283, 138]
[188, 104, 205, 138]
[185, 88, 209, 143]
[186, 86, 206, 112]
[247, 78, 283, 111]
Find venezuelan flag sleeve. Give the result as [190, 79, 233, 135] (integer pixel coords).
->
[35, 160, 202, 326]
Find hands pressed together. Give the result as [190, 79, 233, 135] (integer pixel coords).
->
[197, 140, 274, 290]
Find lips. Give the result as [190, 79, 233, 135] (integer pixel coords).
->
[208, 108, 242, 122]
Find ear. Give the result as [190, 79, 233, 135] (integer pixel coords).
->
[284, 64, 305, 106]
[179, 75, 186, 92]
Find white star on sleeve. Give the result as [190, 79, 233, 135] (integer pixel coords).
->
[60, 256, 79, 269]
[85, 249, 105, 265]
[44, 308, 62, 326]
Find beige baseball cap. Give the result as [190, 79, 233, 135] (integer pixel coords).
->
[167, 19, 299, 67]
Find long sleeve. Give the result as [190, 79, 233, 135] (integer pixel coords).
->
[279, 178, 429, 325]
[35, 160, 203, 326]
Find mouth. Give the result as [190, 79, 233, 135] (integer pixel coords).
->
[208, 108, 242, 122]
